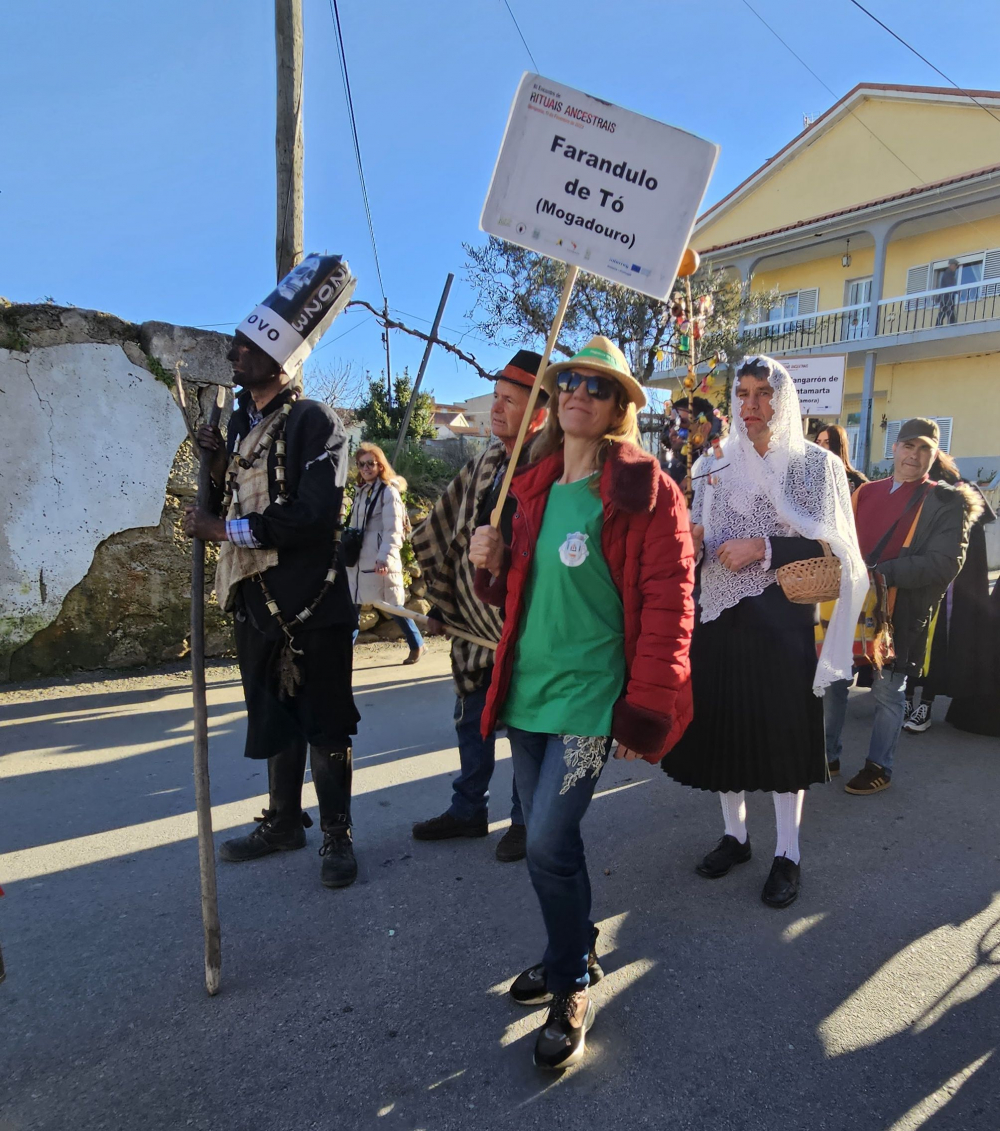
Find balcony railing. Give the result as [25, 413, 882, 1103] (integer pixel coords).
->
[876, 281, 1000, 335]
[739, 282, 1000, 353]
[741, 303, 870, 352]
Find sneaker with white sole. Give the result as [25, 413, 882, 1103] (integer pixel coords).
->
[533, 989, 595, 1070]
[903, 702, 932, 733]
[902, 699, 914, 727]
[510, 926, 603, 1005]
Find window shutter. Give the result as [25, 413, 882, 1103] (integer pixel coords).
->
[797, 287, 819, 315]
[884, 416, 952, 459]
[906, 265, 930, 293]
[936, 417, 952, 453]
[904, 264, 930, 313]
[981, 249, 1000, 296]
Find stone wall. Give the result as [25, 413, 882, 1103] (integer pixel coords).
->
[0, 301, 235, 680]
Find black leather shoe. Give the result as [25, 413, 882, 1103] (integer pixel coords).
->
[411, 811, 489, 841]
[762, 856, 800, 909]
[495, 823, 527, 862]
[219, 809, 308, 862]
[319, 830, 358, 888]
[510, 926, 603, 1006]
[696, 834, 752, 878]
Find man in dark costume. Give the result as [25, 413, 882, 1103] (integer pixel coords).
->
[184, 255, 361, 889]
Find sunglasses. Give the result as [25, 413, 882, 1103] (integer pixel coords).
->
[556, 370, 617, 401]
[357, 460, 379, 470]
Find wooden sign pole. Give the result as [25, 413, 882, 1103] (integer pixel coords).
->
[490, 265, 579, 527]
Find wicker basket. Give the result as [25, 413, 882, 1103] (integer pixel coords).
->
[775, 540, 842, 604]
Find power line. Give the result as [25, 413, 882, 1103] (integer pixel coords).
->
[846, 0, 1000, 127]
[499, 0, 539, 71]
[311, 312, 374, 355]
[738, 0, 997, 245]
[328, 0, 386, 302]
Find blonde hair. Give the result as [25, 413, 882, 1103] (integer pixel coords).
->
[531, 381, 640, 473]
[355, 442, 407, 491]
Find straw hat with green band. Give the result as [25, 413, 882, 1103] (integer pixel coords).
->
[543, 334, 647, 409]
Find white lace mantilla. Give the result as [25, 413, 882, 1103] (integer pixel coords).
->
[699, 356, 868, 694]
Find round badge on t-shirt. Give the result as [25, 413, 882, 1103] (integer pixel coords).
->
[559, 532, 590, 567]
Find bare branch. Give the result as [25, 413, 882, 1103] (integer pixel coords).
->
[347, 299, 494, 381]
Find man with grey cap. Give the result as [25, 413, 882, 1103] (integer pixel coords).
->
[825, 417, 981, 794]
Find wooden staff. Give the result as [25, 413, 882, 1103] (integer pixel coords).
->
[678, 248, 701, 506]
[176, 380, 225, 996]
[490, 265, 580, 526]
[371, 601, 497, 652]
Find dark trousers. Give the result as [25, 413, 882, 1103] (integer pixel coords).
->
[448, 684, 523, 825]
[269, 739, 353, 833]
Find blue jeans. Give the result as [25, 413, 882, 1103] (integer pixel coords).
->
[351, 610, 424, 650]
[390, 615, 424, 651]
[507, 727, 611, 994]
[825, 668, 908, 776]
[448, 685, 523, 825]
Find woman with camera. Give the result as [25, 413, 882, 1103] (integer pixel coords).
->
[345, 442, 425, 664]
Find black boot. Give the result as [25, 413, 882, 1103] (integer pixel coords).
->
[219, 741, 309, 863]
[311, 745, 357, 888]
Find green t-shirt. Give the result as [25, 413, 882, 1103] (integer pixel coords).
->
[502, 475, 625, 736]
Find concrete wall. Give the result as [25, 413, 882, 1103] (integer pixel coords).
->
[0, 302, 235, 680]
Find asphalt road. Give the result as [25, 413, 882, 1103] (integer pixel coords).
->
[1, 641, 997, 1131]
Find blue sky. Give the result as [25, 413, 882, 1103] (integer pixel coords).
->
[6, 0, 1000, 403]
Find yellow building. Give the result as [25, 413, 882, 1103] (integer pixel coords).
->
[686, 82, 1000, 479]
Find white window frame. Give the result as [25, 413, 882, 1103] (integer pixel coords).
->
[883, 417, 952, 459]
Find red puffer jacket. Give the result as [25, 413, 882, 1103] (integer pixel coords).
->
[474, 441, 695, 762]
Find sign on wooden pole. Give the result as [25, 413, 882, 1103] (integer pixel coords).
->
[482, 73, 719, 301]
[480, 73, 719, 522]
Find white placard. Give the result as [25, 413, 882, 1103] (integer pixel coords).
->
[782, 355, 847, 416]
[481, 74, 719, 301]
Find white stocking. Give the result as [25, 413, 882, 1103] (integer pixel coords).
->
[772, 791, 805, 864]
[719, 791, 747, 844]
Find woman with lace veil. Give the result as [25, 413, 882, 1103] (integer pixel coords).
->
[662, 356, 866, 908]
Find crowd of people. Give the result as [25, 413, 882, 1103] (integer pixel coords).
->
[182, 262, 996, 1073]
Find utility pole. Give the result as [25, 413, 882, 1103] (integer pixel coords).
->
[382, 300, 392, 401]
[275, 0, 304, 281]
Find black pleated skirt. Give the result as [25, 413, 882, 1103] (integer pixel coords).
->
[662, 585, 828, 793]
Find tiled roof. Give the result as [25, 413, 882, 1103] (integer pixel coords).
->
[699, 161, 1000, 255]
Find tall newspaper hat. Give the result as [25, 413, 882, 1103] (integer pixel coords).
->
[237, 254, 357, 373]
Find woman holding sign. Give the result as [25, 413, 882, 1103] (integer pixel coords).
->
[470, 336, 694, 1070]
[662, 357, 866, 908]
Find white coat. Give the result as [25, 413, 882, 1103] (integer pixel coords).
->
[346, 478, 408, 607]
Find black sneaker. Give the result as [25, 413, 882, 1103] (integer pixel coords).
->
[411, 811, 488, 841]
[902, 699, 914, 726]
[510, 926, 603, 1006]
[844, 761, 892, 795]
[319, 830, 358, 888]
[828, 759, 841, 778]
[903, 702, 932, 733]
[219, 809, 308, 862]
[533, 990, 595, 1070]
[495, 823, 527, 862]
[696, 834, 752, 878]
[761, 856, 800, 909]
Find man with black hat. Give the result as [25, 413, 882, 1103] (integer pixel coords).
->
[410, 351, 548, 861]
[183, 254, 363, 888]
[824, 417, 980, 795]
